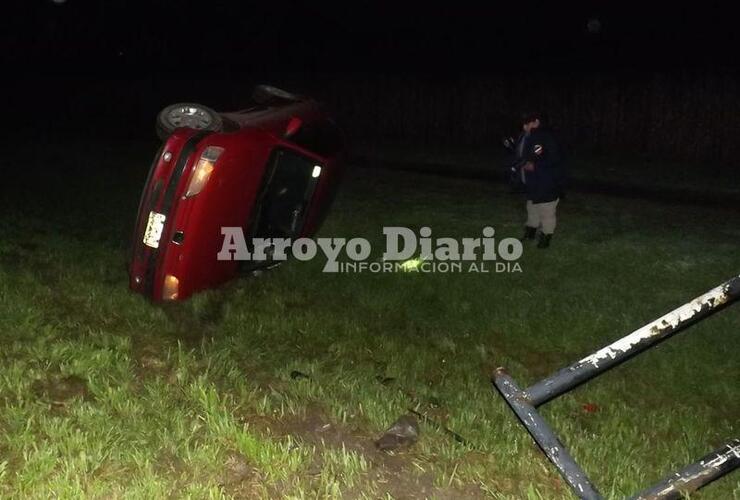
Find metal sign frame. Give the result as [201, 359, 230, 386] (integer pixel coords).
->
[493, 275, 740, 499]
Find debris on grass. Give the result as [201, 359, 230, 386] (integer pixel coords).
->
[221, 452, 255, 486]
[375, 376, 469, 448]
[408, 408, 471, 447]
[290, 370, 311, 380]
[375, 415, 419, 451]
[375, 375, 396, 385]
[581, 403, 600, 413]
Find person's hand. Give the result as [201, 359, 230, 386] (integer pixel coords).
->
[523, 161, 535, 172]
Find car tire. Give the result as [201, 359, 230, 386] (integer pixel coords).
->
[156, 103, 223, 140]
[252, 85, 302, 104]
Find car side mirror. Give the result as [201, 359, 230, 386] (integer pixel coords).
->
[284, 117, 303, 138]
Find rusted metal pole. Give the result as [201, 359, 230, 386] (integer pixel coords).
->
[493, 369, 602, 500]
[631, 439, 740, 500]
[526, 275, 740, 407]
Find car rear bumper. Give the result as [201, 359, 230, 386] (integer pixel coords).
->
[129, 129, 207, 301]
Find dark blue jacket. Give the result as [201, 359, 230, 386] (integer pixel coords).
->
[522, 128, 565, 203]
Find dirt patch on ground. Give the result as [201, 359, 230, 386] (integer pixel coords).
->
[149, 448, 262, 498]
[131, 337, 175, 381]
[219, 452, 261, 496]
[244, 405, 486, 499]
[31, 374, 93, 407]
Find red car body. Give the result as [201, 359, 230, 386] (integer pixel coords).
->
[129, 96, 344, 301]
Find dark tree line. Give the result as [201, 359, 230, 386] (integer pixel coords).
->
[13, 71, 740, 176]
[312, 72, 740, 169]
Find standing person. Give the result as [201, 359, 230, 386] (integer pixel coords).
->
[519, 112, 564, 249]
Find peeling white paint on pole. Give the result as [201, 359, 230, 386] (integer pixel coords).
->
[578, 280, 735, 368]
[526, 275, 740, 407]
[703, 442, 740, 468]
[496, 276, 740, 500]
[631, 439, 740, 499]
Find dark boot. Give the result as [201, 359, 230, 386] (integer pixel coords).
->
[520, 226, 537, 242]
[537, 233, 552, 249]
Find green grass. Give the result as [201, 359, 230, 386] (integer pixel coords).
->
[0, 141, 738, 498]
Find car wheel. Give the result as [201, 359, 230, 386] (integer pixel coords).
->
[252, 85, 302, 104]
[156, 103, 223, 140]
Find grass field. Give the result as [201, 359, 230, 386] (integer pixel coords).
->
[0, 140, 738, 498]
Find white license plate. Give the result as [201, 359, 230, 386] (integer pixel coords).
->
[143, 211, 166, 248]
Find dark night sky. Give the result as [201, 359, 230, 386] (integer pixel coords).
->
[7, 1, 740, 77]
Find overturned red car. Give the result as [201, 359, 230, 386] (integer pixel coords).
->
[129, 85, 344, 301]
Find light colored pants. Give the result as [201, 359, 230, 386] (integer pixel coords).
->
[526, 199, 559, 235]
